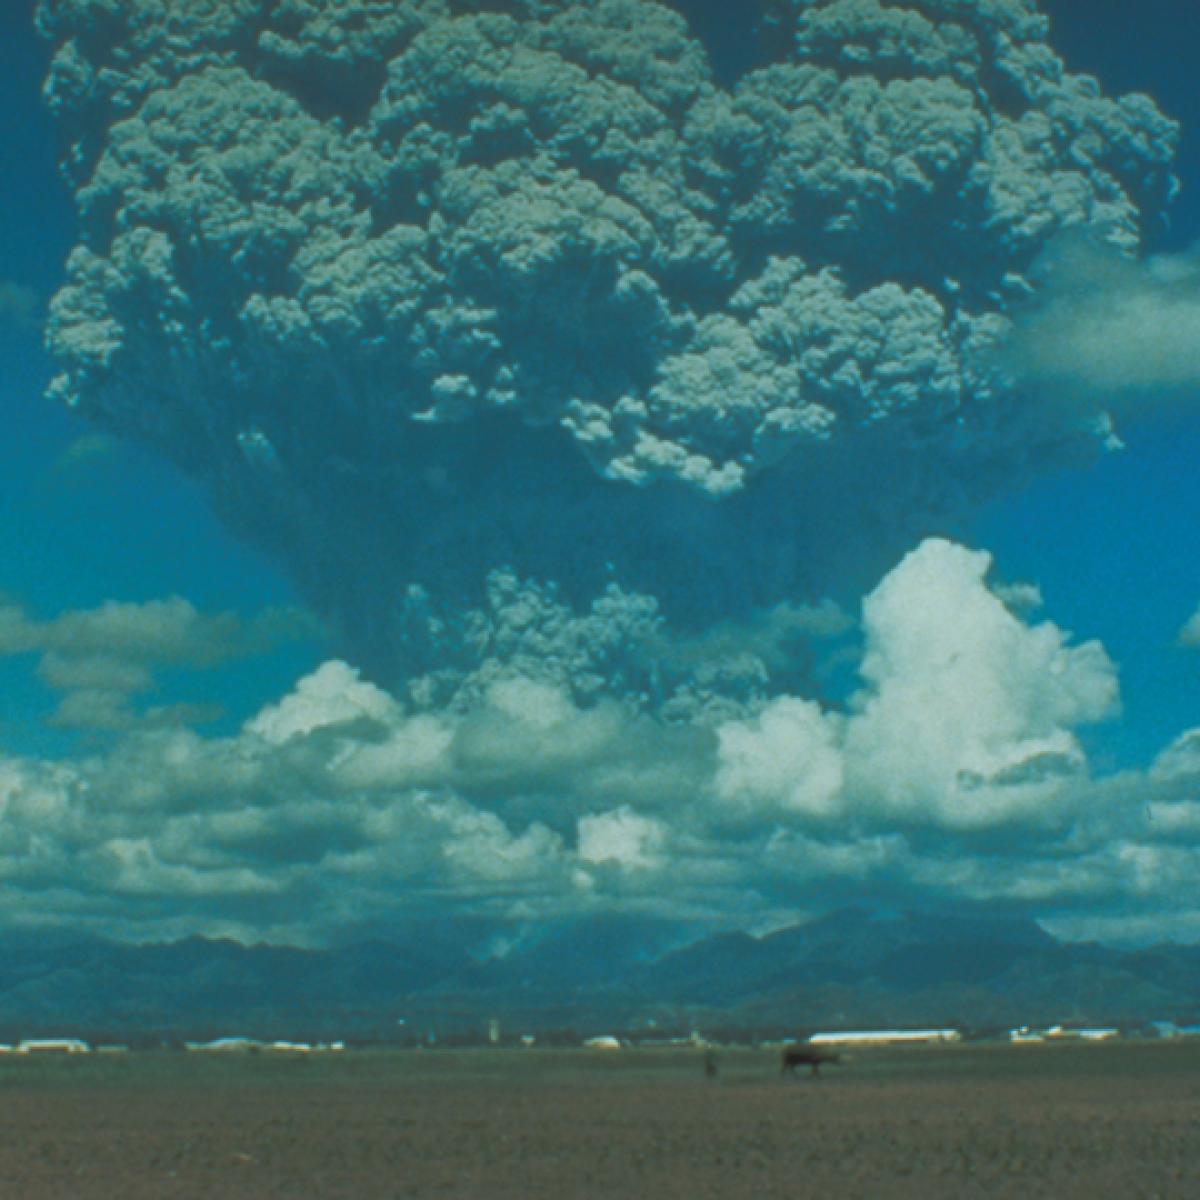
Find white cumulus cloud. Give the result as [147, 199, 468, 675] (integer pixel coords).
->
[715, 697, 843, 819]
[577, 807, 667, 870]
[247, 660, 400, 744]
[843, 539, 1118, 827]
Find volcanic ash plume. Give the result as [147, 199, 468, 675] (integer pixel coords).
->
[39, 0, 1177, 698]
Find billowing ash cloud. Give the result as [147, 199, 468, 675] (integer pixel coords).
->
[38, 0, 1178, 691]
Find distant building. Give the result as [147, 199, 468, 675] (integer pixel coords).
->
[184, 1037, 263, 1053]
[17, 1039, 91, 1054]
[1011, 1025, 1120, 1042]
[583, 1035, 621, 1051]
[808, 1029, 961, 1046]
[1045, 1025, 1119, 1041]
[1147, 1021, 1200, 1039]
[1009, 1027, 1045, 1043]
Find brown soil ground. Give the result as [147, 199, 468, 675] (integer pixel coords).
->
[0, 1041, 1197, 1198]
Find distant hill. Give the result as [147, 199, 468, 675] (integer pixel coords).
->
[2, 909, 1199, 1042]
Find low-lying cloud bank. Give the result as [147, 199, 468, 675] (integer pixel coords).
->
[2, 538, 1194, 947]
[0, 596, 313, 731]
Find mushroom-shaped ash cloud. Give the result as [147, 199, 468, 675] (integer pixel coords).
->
[39, 0, 1177, 689]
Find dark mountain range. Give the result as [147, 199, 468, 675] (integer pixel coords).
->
[3, 909, 1198, 1043]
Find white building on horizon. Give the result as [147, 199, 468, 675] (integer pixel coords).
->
[16, 1038, 91, 1054]
[583, 1035, 622, 1050]
[807, 1029, 962, 1046]
[184, 1037, 263, 1053]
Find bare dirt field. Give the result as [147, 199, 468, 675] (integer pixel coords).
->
[0, 1041, 1197, 1198]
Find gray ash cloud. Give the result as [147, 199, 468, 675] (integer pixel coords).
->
[39, 0, 1177, 690]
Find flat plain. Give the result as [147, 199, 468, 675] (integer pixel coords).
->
[0, 1041, 1197, 1198]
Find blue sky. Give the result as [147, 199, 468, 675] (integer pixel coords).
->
[2, 1, 1200, 948]
[968, 0, 1200, 770]
[0, 1, 323, 756]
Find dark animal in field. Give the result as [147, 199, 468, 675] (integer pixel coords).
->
[780, 1046, 841, 1077]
